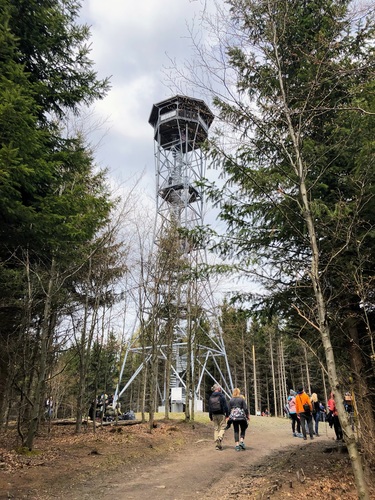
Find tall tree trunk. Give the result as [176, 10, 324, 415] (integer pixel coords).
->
[25, 258, 56, 450]
[185, 343, 191, 421]
[347, 317, 375, 463]
[185, 288, 192, 421]
[276, 38, 370, 491]
[242, 330, 247, 399]
[149, 353, 159, 431]
[276, 340, 283, 416]
[304, 346, 311, 395]
[191, 332, 197, 421]
[148, 312, 159, 432]
[164, 324, 173, 419]
[75, 277, 101, 433]
[252, 344, 258, 415]
[298, 161, 369, 498]
[265, 373, 270, 416]
[141, 360, 147, 423]
[321, 366, 328, 407]
[269, 330, 278, 416]
[279, 338, 288, 412]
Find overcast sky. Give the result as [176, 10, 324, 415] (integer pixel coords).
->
[79, 0, 212, 197]
[79, 0, 225, 283]
[78, 1, 255, 303]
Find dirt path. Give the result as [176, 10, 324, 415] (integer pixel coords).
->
[59, 417, 337, 500]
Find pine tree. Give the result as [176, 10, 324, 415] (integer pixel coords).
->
[198, 1, 374, 496]
[0, 0, 113, 449]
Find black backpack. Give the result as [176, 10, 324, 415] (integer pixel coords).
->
[209, 394, 222, 413]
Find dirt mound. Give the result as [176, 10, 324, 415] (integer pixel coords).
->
[221, 440, 358, 499]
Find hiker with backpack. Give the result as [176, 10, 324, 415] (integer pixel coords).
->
[228, 388, 249, 451]
[208, 384, 229, 450]
[287, 389, 302, 437]
[295, 386, 314, 440]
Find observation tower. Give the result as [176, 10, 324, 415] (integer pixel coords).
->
[115, 95, 232, 412]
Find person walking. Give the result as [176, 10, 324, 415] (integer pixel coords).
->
[310, 393, 321, 436]
[45, 397, 53, 419]
[208, 384, 229, 450]
[327, 392, 343, 440]
[319, 402, 326, 422]
[295, 386, 314, 440]
[287, 389, 301, 437]
[228, 388, 249, 451]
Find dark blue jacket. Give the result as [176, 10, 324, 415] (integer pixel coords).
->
[208, 391, 229, 420]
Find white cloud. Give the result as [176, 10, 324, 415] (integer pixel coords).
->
[80, 0, 207, 184]
[93, 77, 157, 140]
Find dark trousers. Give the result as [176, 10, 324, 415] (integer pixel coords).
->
[333, 415, 343, 440]
[299, 412, 313, 438]
[233, 420, 248, 442]
[290, 413, 301, 433]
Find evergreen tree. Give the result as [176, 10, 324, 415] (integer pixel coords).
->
[197, 1, 374, 495]
[0, 0, 113, 449]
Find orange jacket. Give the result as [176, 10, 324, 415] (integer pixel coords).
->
[295, 392, 312, 414]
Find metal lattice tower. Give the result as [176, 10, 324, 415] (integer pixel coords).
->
[115, 95, 232, 411]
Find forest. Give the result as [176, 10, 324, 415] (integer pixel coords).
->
[0, 1, 374, 498]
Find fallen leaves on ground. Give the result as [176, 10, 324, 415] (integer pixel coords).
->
[0, 419, 374, 499]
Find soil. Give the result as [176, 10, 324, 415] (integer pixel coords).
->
[0, 415, 374, 500]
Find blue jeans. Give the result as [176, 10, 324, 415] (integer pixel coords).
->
[314, 411, 321, 434]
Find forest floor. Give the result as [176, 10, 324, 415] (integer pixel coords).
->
[0, 414, 374, 499]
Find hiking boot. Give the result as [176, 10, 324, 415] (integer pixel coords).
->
[310, 436, 314, 440]
[215, 438, 222, 450]
[303, 436, 307, 440]
[239, 442, 246, 450]
[235, 445, 241, 451]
